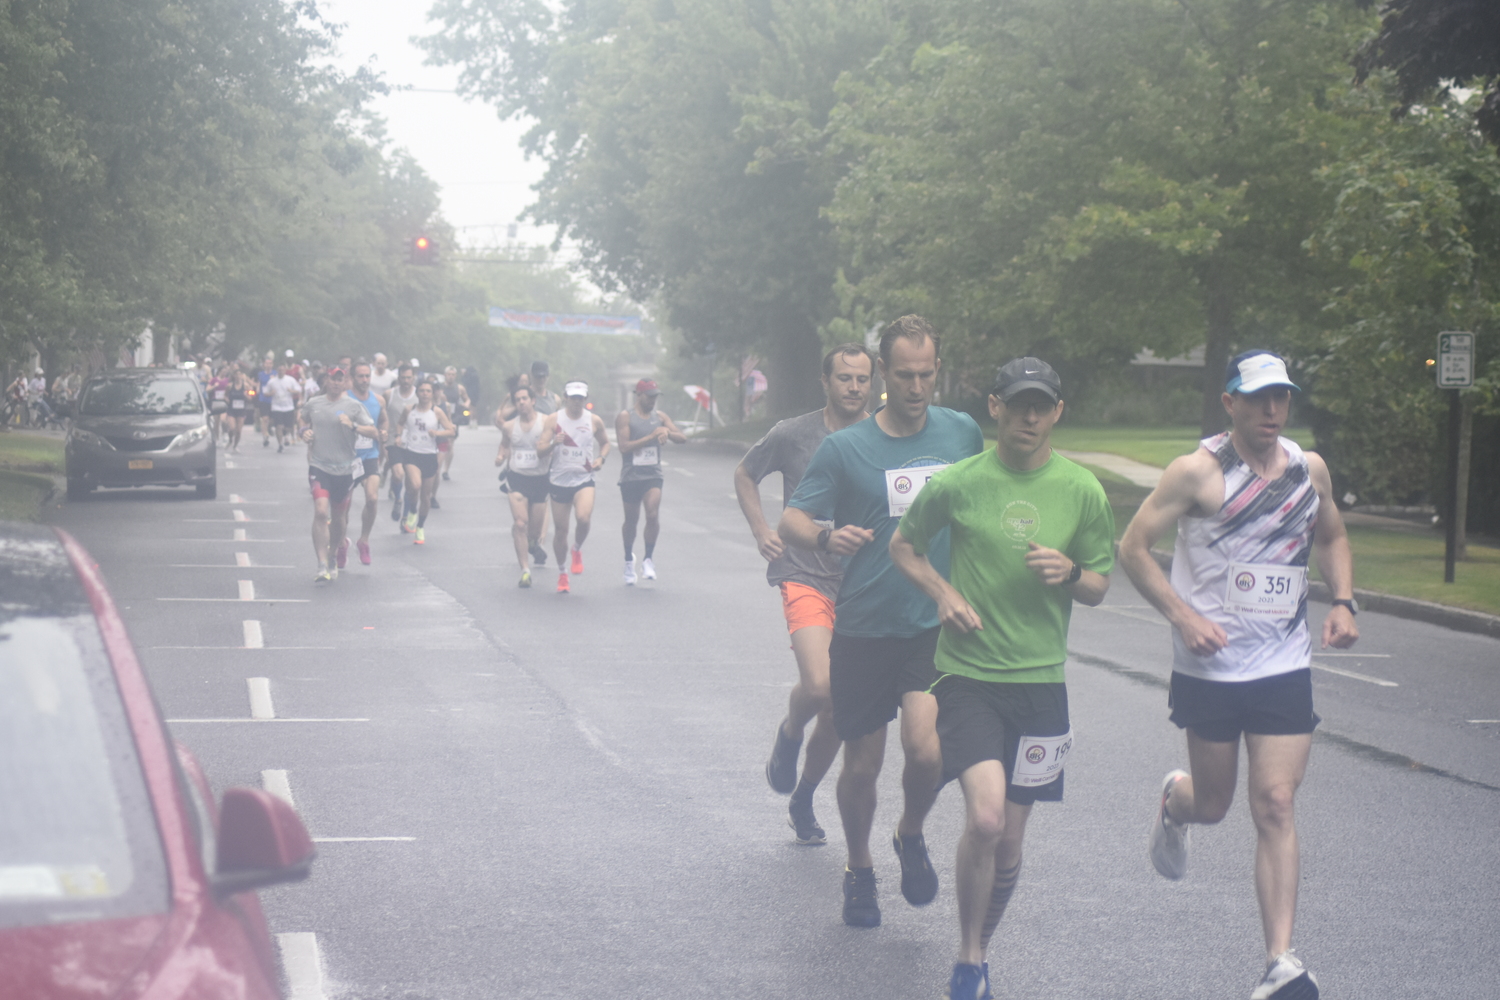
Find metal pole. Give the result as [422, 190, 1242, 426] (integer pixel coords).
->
[1444, 389, 1460, 583]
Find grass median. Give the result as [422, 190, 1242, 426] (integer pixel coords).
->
[0, 431, 63, 520]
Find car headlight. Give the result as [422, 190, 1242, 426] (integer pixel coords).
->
[70, 428, 114, 451]
[171, 425, 211, 449]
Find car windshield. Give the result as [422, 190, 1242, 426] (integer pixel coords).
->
[0, 543, 169, 929]
[80, 377, 202, 416]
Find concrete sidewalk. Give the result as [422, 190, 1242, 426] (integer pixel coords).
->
[1057, 449, 1163, 487]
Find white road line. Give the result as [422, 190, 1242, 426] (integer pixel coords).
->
[670, 466, 696, 477]
[1309, 662, 1398, 687]
[234, 528, 246, 541]
[276, 932, 327, 1000]
[239, 580, 256, 601]
[243, 620, 264, 649]
[572, 716, 624, 768]
[166, 564, 294, 569]
[158, 597, 310, 603]
[1467, 719, 1500, 724]
[183, 518, 281, 523]
[233, 509, 247, 521]
[312, 836, 417, 843]
[170, 717, 369, 723]
[1091, 605, 1169, 626]
[153, 646, 337, 651]
[1312, 652, 1392, 658]
[236, 552, 251, 567]
[230, 493, 244, 503]
[261, 769, 295, 807]
[247, 677, 275, 719]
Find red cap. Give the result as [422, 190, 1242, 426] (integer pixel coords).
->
[635, 379, 661, 395]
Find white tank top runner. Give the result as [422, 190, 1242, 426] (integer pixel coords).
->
[403, 408, 441, 455]
[1170, 433, 1320, 681]
[548, 409, 596, 487]
[388, 387, 418, 434]
[508, 415, 551, 477]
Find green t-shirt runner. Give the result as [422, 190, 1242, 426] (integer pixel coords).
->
[898, 447, 1116, 682]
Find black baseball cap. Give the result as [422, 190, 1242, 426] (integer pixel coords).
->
[992, 357, 1062, 402]
[531, 360, 550, 377]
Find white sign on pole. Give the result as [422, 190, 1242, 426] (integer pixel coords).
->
[1437, 332, 1474, 389]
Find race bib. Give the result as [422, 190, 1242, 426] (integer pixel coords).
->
[511, 448, 538, 470]
[230, 399, 245, 410]
[559, 445, 586, 466]
[214, 389, 226, 400]
[1012, 729, 1073, 788]
[885, 464, 950, 517]
[1224, 562, 1306, 619]
[633, 445, 659, 466]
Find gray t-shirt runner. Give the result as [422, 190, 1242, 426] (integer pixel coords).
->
[303, 393, 374, 477]
[739, 408, 851, 599]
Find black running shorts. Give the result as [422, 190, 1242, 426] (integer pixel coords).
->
[828, 627, 939, 742]
[549, 479, 595, 504]
[404, 451, 439, 479]
[386, 446, 411, 468]
[1168, 668, 1320, 743]
[307, 466, 355, 508]
[270, 409, 296, 428]
[353, 456, 380, 484]
[933, 674, 1068, 804]
[619, 477, 664, 505]
[507, 471, 551, 505]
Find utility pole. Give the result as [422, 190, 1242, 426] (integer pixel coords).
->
[1436, 332, 1475, 583]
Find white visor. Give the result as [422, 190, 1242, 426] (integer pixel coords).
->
[564, 381, 588, 397]
[1227, 354, 1299, 395]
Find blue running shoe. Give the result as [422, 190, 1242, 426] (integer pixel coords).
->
[947, 963, 986, 1000]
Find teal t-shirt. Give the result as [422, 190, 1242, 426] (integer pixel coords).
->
[788, 406, 985, 637]
[898, 448, 1116, 682]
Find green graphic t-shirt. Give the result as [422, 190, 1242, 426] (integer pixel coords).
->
[898, 448, 1116, 682]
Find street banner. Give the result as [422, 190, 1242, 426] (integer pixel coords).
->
[488, 307, 642, 335]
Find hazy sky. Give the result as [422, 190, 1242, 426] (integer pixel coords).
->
[320, 0, 551, 250]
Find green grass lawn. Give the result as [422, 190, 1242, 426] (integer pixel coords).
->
[1051, 425, 1316, 468]
[0, 430, 65, 473]
[1314, 526, 1500, 616]
[0, 469, 54, 521]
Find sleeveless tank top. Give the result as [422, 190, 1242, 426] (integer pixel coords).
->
[351, 390, 381, 459]
[619, 409, 664, 483]
[387, 387, 418, 437]
[548, 409, 596, 487]
[507, 415, 551, 479]
[1171, 433, 1319, 681]
[403, 407, 441, 455]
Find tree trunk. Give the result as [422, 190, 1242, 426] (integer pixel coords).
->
[765, 316, 826, 418]
[1199, 264, 1234, 437]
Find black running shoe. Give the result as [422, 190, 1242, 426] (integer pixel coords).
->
[787, 796, 826, 845]
[429, 497, 441, 509]
[765, 719, 801, 794]
[892, 829, 939, 906]
[842, 867, 880, 928]
[530, 542, 548, 566]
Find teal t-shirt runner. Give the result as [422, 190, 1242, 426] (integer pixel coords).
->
[788, 406, 985, 638]
[898, 448, 1116, 682]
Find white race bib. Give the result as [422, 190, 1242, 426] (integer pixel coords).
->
[1224, 562, 1306, 619]
[230, 399, 245, 410]
[511, 448, 538, 470]
[559, 444, 586, 467]
[885, 464, 950, 517]
[1012, 729, 1073, 788]
[213, 389, 226, 400]
[633, 445, 659, 466]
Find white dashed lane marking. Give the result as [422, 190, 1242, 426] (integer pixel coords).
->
[239, 580, 256, 601]
[276, 932, 328, 1000]
[244, 620, 264, 648]
[247, 677, 275, 719]
[261, 769, 295, 807]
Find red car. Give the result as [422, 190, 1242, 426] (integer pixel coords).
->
[0, 523, 315, 999]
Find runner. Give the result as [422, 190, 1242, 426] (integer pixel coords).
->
[529, 360, 561, 414]
[297, 367, 377, 583]
[256, 355, 276, 446]
[496, 373, 549, 565]
[224, 369, 252, 453]
[539, 380, 610, 593]
[391, 380, 454, 545]
[369, 353, 398, 395]
[384, 363, 420, 526]
[496, 384, 554, 588]
[615, 379, 687, 584]
[780, 315, 985, 927]
[889, 357, 1115, 1000]
[1119, 350, 1358, 1000]
[736, 343, 873, 845]
[442, 364, 472, 482]
[345, 360, 389, 567]
[265, 361, 302, 453]
[207, 365, 230, 443]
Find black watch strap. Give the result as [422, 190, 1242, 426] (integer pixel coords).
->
[1065, 561, 1083, 585]
[1331, 597, 1359, 615]
[817, 527, 832, 551]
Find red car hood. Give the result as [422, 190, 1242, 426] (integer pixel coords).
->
[2, 914, 169, 1000]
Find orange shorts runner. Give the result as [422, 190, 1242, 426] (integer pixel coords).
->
[779, 581, 835, 635]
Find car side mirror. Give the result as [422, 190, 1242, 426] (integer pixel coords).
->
[212, 787, 316, 898]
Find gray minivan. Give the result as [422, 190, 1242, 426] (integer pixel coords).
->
[65, 370, 217, 499]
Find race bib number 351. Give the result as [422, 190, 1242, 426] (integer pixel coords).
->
[1012, 730, 1072, 788]
[1224, 562, 1306, 619]
[885, 464, 949, 518]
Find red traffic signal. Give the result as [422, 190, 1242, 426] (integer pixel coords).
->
[409, 236, 437, 265]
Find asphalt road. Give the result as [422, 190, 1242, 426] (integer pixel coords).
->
[46, 425, 1500, 1000]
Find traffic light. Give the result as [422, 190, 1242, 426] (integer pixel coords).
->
[410, 235, 437, 265]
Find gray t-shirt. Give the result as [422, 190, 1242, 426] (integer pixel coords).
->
[739, 409, 853, 598]
[303, 393, 374, 477]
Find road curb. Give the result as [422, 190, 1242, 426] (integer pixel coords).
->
[1146, 548, 1500, 641]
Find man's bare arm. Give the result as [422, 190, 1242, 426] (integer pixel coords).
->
[890, 526, 982, 633]
[658, 412, 689, 444]
[733, 463, 784, 562]
[779, 505, 873, 556]
[591, 415, 612, 468]
[1307, 453, 1359, 650]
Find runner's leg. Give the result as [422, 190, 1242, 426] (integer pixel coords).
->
[418, 469, 436, 525]
[642, 485, 662, 560]
[359, 473, 379, 544]
[1245, 732, 1311, 959]
[897, 689, 943, 837]
[329, 496, 352, 564]
[527, 499, 547, 554]
[551, 497, 572, 567]
[1166, 731, 1240, 825]
[621, 496, 641, 561]
[837, 727, 887, 869]
[311, 494, 332, 568]
[955, 760, 1033, 964]
[572, 486, 595, 549]
[509, 490, 533, 570]
[788, 626, 839, 790]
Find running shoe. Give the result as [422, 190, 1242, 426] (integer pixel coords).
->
[430, 497, 441, 509]
[327, 563, 338, 581]
[519, 570, 531, 589]
[641, 556, 656, 580]
[277, 442, 283, 453]
[946, 963, 987, 1000]
[390, 502, 401, 521]
[442, 471, 450, 481]
[1251, 951, 1319, 1000]
[556, 572, 570, 594]
[335, 538, 349, 569]
[1150, 769, 1191, 880]
[530, 542, 548, 566]
[765, 719, 800, 794]
[624, 559, 637, 586]
[787, 796, 825, 845]
[402, 513, 417, 534]
[841, 867, 880, 928]
[357, 539, 371, 565]
[892, 829, 939, 906]
[263, 436, 270, 447]
[570, 547, 584, 575]
[414, 527, 425, 545]
[314, 568, 332, 584]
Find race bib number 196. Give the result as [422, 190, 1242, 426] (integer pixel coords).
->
[1223, 562, 1306, 619]
[1012, 730, 1072, 788]
[884, 464, 949, 518]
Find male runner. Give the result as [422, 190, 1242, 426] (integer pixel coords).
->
[345, 361, 389, 566]
[256, 354, 276, 446]
[1120, 350, 1358, 1000]
[391, 380, 455, 544]
[615, 378, 687, 584]
[780, 315, 985, 927]
[384, 363, 420, 526]
[496, 384, 554, 588]
[737, 343, 872, 845]
[529, 360, 561, 414]
[890, 357, 1115, 1000]
[298, 367, 377, 582]
[539, 380, 610, 593]
[369, 353, 398, 395]
[265, 362, 302, 453]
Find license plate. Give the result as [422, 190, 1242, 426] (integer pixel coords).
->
[128, 459, 153, 470]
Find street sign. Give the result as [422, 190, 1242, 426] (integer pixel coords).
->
[1437, 331, 1474, 388]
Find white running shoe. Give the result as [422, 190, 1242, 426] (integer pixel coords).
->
[624, 558, 637, 586]
[1149, 769, 1190, 880]
[1250, 951, 1319, 999]
[641, 556, 656, 580]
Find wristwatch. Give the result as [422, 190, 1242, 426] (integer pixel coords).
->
[816, 528, 832, 551]
[1064, 561, 1082, 585]
[1331, 597, 1359, 616]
